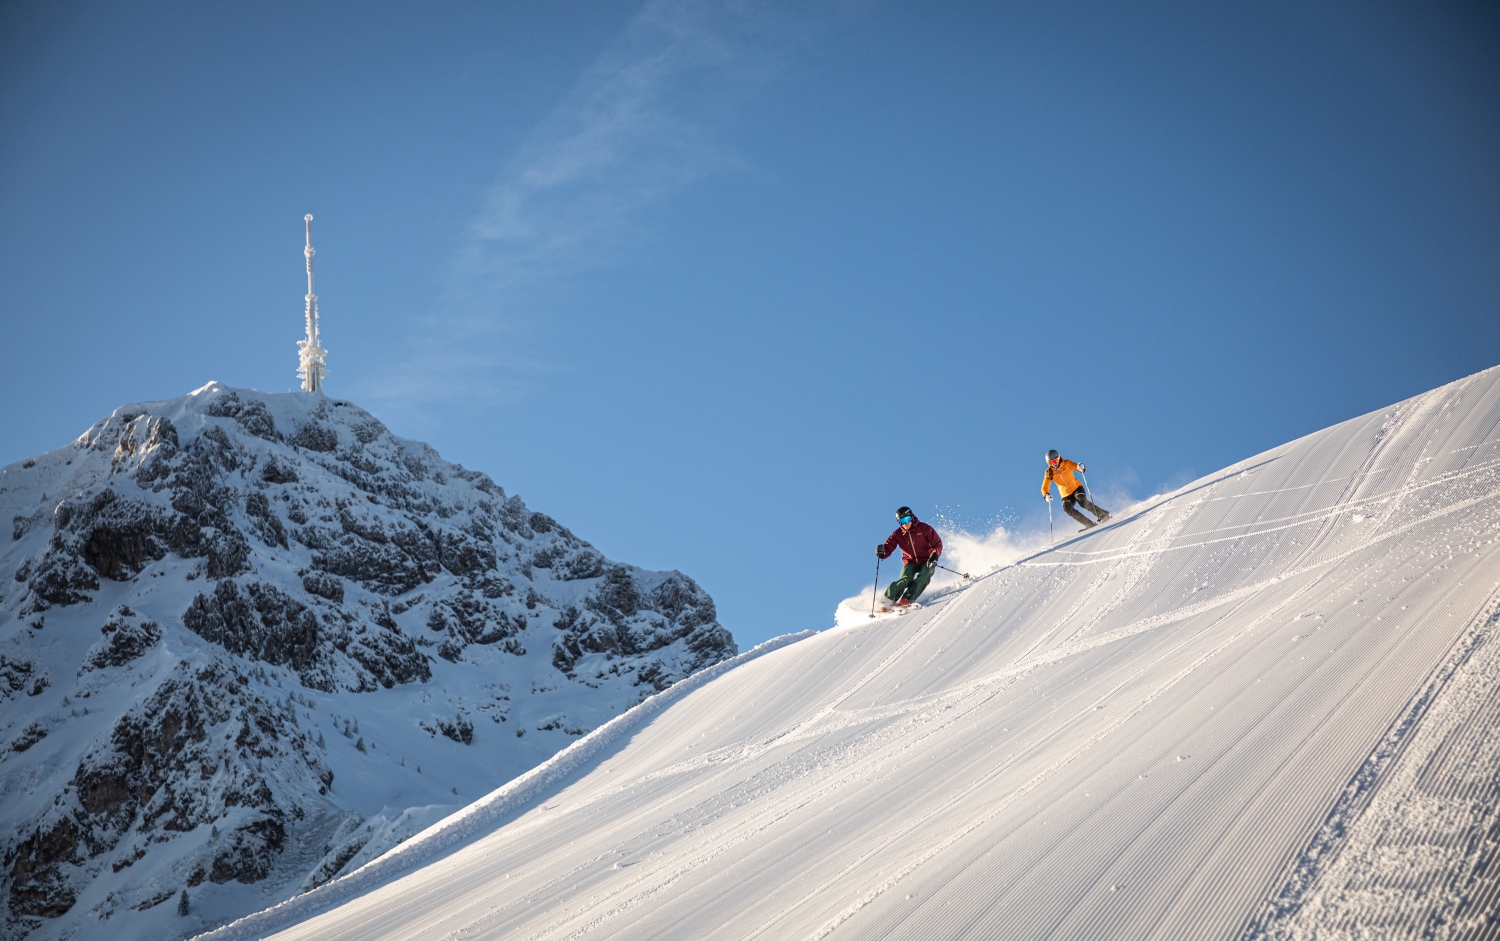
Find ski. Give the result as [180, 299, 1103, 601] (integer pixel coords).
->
[872, 602, 923, 617]
[1077, 513, 1115, 533]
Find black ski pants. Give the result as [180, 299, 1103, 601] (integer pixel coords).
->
[1063, 488, 1108, 527]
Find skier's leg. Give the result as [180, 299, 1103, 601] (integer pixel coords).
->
[1077, 490, 1111, 521]
[1062, 493, 1091, 527]
[885, 563, 921, 601]
[905, 562, 936, 601]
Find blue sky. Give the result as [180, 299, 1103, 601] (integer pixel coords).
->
[3, 0, 1498, 648]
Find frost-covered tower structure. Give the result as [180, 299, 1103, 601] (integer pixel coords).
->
[297, 213, 327, 393]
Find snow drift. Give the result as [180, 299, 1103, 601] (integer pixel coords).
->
[211, 366, 1500, 940]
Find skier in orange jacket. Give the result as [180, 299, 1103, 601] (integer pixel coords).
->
[1042, 450, 1112, 530]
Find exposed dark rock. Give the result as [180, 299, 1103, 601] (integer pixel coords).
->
[80, 608, 163, 673]
[111, 414, 180, 477]
[209, 817, 286, 884]
[554, 548, 606, 580]
[497, 496, 534, 537]
[592, 566, 642, 620]
[12, 509, 44, 542]
[23, 554, 98, 611]
[313, 538, 431, 596]
[2, 658, 335, 920]
[436, 531, 496, 579]
[291, 422, 339, 452]
[0, 655, 35, 699]
[477, 574, 515, 599]
[350, 419, 387, 444]
[551, 630, 588, 674]
[341, 629, 431, 688]
[534, 715, 588, 736]
[183, 581, 320, 677]
[182, 579, 430, 692]
[529, 512, 556, 534]
[301, 570, 344, 603]
[302, 820, 372, 890]
[551, 569, 730, 679]
[7, 654, 336, 906]
[246, 492, 289, 549]
[194, 425, 240, 471]
[78, 494, 168, 580]
[647, 572, 717, 628]
[260, 455, 299, 484]
[205, 390, 280, 442]
[7, 816, 81, 919]
[10, 721, 48, 753]
[420, 715, 474, 745]
[235, 402, 279, 441]
[204, 530, 251, 579]
[426, 591, 518, 647]
[636, 660, 674, 692]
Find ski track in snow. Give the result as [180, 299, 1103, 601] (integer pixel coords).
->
[201, 367, 1500, 941]
[1242, 584, 1500, 940]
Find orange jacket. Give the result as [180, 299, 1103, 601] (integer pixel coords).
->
[1042, 458, 1083, 498]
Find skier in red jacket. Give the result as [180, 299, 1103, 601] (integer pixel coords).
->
[876, 506, 943, 607]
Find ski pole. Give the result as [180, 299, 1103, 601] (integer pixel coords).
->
[870, 555, 882, 618]
[1081, 470, 1101, 522]
[935, 562, 971, 580]
[1047, 495, 1053, 544]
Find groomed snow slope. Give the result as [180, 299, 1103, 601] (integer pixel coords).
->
[207, 367, 1500, 941]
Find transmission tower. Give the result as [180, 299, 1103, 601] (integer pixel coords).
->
[297, 214, 327, 393]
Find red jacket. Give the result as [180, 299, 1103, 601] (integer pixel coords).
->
[879, 517, 942, 565]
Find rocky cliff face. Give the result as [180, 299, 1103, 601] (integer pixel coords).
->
[0, 384, 736, 941]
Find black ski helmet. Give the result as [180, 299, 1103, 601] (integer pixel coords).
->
[895, 506, 914, 520]
[1046, 449, 1060, 463]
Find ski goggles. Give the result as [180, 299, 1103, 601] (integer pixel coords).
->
[897, 515, 913, 524]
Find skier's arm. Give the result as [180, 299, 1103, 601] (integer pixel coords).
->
[1041, 468, 1053, 497]
[927, 526, 943, 563]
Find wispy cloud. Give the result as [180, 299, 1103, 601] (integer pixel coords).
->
[459, 0, 804, 292]
[359, 0, 809, 416]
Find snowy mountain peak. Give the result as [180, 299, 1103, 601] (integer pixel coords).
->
[0, 385, 735, 941]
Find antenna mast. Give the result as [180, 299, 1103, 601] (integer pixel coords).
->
[296, 213, 327, 393]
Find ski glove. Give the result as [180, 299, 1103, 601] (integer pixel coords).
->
[875, 545, 886, 558]
[1079, 464, 1087, 473]
[1045, 494, 1053, 503]
[927, 554, 939, 566]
